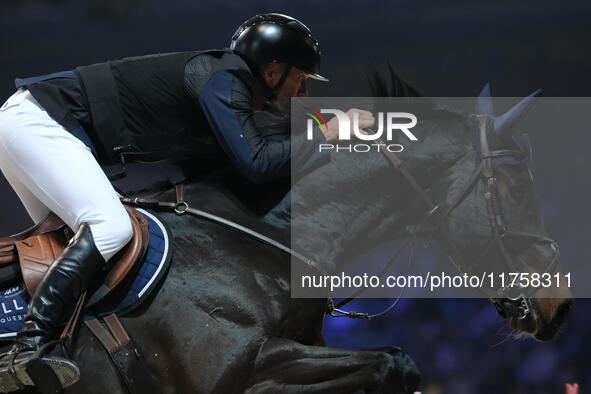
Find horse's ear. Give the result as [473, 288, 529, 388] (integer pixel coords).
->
[494, 88, 542, 141]
[476, 83, 494, 115]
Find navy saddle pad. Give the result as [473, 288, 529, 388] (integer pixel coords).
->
[0, 208, 173, 339]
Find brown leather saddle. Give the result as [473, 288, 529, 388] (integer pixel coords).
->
[0, 204, 149, 307]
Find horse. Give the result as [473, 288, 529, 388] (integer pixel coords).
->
[3, 69, 573, 394]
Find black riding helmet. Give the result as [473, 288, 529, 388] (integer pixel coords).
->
[230, 13, 329, 103]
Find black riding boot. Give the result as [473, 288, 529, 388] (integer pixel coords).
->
[0, 222, 106, 393]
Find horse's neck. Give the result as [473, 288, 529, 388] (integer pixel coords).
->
[279, 117, 473, 273]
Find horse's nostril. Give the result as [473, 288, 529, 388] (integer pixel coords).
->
[553, 300, 574, 325]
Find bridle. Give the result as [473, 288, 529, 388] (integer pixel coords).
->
[330, 115, 559, 321]
[122, 115, 559, 322]
[474, 115, 560, 319]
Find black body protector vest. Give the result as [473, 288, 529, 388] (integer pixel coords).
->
[76, 50, 241, 165]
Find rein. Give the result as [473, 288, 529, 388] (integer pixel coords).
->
[122, 115, 559, 321]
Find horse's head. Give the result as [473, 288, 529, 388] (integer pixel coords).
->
[438, 84, 573, 341]
[291, 68, 572, 341]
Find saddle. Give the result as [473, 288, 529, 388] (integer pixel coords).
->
[0, 205, 149, 307]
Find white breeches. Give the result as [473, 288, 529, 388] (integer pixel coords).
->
[0, 88, 132, 262]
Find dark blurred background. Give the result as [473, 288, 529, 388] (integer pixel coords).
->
[1, 1, 590, 393]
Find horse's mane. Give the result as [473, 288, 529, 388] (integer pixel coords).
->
[364, 62, 467, 123]
[365, 62, 423, 98]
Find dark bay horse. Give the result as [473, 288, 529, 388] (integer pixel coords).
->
[7, 71, 573, 394]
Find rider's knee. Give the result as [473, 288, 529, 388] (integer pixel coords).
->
[114, 216, 134, 245]
[87, 212, 133, 262]
[109, 214, 134, 255]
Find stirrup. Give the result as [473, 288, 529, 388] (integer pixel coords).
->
[0, 342, 80, 393]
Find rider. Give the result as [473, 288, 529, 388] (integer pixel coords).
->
[0, 13, 344, 392]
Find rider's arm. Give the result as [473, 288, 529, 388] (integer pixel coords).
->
[197, 67, 329, 183]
